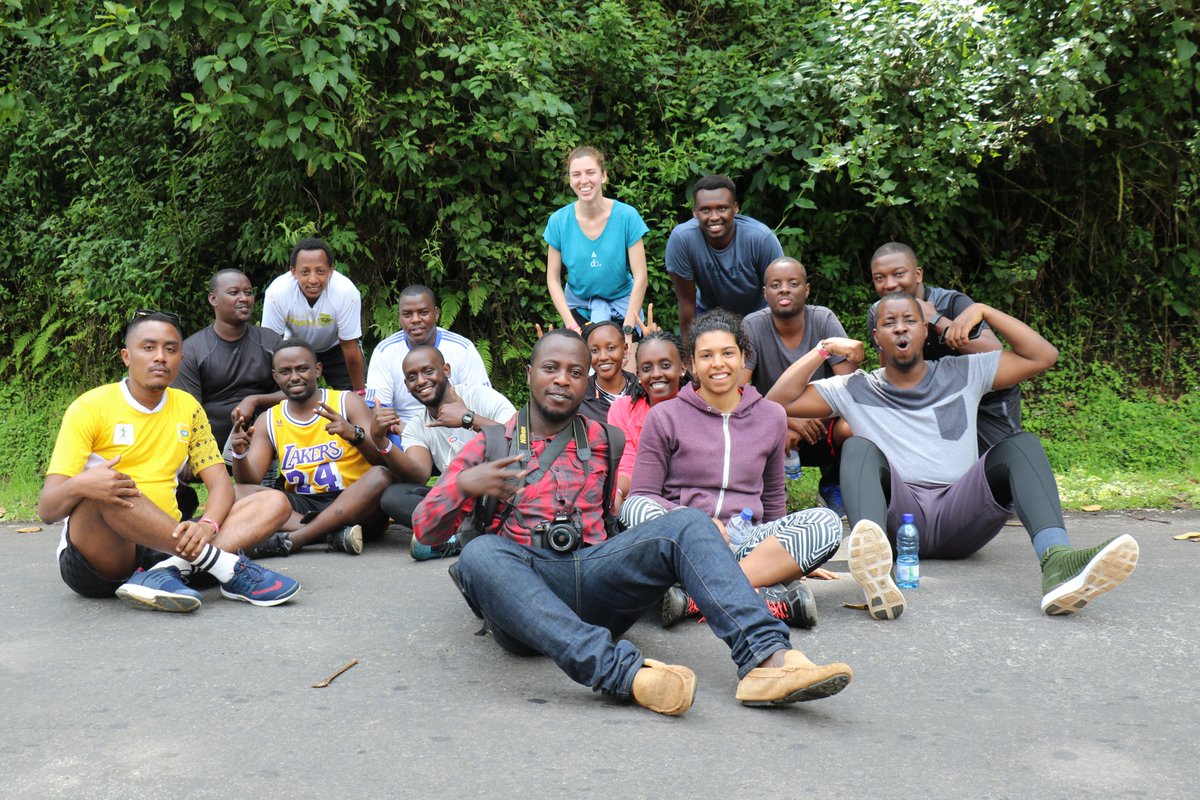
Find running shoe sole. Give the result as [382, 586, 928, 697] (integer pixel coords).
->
[220, 582, 300, 607]
[341, 524, 363, 555]
[115, 583, 201, 613]
[1041, 534, 1139, 615]
[847, 520, 906, 620]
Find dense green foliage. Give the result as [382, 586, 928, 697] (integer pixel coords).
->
[2, 0, 1197, 382]
[1, 0, 1197, 509]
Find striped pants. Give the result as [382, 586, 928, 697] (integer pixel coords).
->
[620, 496, 843, 574]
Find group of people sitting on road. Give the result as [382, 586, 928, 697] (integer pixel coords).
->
[41, 152, 1140, 718]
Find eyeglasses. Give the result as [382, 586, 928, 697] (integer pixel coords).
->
[132, 309, 182, 327]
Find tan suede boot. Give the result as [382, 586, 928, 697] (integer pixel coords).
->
[735, 650, 852, 706]
[631, 659, 697, 716]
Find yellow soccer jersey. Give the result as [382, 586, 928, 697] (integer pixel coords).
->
[46, 381, 223, 520]
[267, 389, 370, 495]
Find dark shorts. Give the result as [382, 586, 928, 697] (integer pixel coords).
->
[317, 343, 363, 391]
[58, 521, 166, 599]
[286, 490, 340, 520]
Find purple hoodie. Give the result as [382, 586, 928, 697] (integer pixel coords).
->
[630, 383, 788, 523]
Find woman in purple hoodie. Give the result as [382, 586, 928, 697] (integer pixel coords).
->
[626, 310, 846, 629]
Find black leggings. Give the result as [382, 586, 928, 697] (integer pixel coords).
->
[842, 432, 1064, 536]
[380, 483, 431, 528]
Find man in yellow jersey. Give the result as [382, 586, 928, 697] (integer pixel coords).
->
[38, 311, 300, 613]
[232, 340, 395, 556]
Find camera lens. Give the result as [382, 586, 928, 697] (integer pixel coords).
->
[547, 523, 580, 553]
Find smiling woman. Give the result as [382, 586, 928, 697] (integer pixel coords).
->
[579, 320, 635, 423]
[543, 146, 650, 340]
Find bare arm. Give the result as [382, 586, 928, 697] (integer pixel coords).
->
[945, 303, 1058, 388]
[669, 273, 697, 335]
[230, 415, 274, 484]
[37, 457, 141, 523]
[623, 240, 649, 334]
[765, 338, 864, 419]
[340, 338, 366, 392]
[545, 247, 579, 331]
[920, 297, 1001, 354]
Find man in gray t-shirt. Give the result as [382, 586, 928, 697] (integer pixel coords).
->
[665, 174, 784, 333]
[741, 257, 854, 515]
[867, 241, 1022, 454]
[767, 293, 1139, 620]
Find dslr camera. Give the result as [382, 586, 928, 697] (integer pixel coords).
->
[530, 513, 583, 553]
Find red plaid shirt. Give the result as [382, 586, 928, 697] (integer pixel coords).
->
[412, 416, 614, 547]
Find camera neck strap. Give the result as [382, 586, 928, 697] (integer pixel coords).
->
[510, 406, 591, 484]
[499, 406, 592, 531]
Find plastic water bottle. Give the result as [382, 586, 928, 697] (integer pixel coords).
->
[784, 449, 802, 481]
[896, 513, 920, 588]
[726, 508, 754, 550]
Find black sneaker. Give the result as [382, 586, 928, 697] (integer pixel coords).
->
[327, 524, 363, 555]
[660, 586, 701, 628]
[759, 580, 818, 629]
[249, 531, 293, 559]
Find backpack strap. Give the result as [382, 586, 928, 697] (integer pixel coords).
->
[455, 423, 509, 545]
[599, 422, 626, 536]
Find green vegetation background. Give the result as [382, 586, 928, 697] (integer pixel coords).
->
[1, 0, 1197, 515]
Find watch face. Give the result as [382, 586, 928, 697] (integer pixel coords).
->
[622, 325, 635, 335]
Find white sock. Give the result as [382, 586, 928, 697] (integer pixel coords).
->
[151, 545, 239, 583]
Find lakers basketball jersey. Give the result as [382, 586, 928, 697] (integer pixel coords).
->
[267, 389, 370, 494]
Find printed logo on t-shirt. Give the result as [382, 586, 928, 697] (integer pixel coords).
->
[590, 251, 601, 268]
[318, 313, 333, 325]
[113, 424, 134, 445]
[177, 424, 190, 442]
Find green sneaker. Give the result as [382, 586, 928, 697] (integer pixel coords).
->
[1040, 534, 1139, 615]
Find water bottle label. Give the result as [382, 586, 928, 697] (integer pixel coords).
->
[896, 563, 919, 583]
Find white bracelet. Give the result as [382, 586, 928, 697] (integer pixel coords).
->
[231, 450, 248, 460]
[378, 440, 394, 455]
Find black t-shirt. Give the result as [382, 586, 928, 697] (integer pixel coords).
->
[173, 325, 283, 446]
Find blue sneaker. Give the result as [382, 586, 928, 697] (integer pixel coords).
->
[410, 533, 462, 561]
[818, 483, 847, 519]
[116, 566, 202, 613]
[219, 553, 299, 606]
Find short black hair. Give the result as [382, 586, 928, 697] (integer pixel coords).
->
[273, 338, 319, 365]
[874, 291, 925, 323]
[125, 311, 183, 343]
[289, 237, 333, 268]
[530, 327, 587, 364]
[691, 174, 738, 204]
[871, 241, 917, 265]
[402, 344, 445, 369]
[209, 268, 248, 294]
[687, 308, 751, 361]
[399, 284, 437, 306]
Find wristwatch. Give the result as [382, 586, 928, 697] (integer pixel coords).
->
[622, 325, 636, 335]
[351, 425, 366, 445]
[460, 411, 476, 430]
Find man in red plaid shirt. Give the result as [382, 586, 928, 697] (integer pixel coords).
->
[413, 329, 853, 716]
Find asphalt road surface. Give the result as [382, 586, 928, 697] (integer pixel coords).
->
[2, 509, 1196, 799]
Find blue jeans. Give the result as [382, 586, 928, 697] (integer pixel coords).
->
[455, 507, 793, 700]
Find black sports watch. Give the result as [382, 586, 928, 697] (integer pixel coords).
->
[351, 425, 366, 445]
[622, 324, 636, 335]
[460, 411, 476, 430]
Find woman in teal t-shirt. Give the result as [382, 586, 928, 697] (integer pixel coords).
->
[544, 146, 649, 345]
